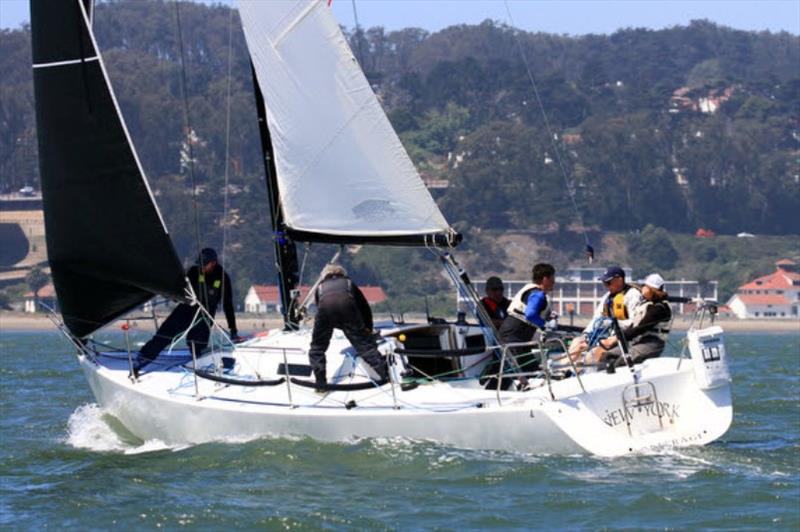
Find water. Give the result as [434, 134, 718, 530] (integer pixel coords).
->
[1, 330, 798, 529]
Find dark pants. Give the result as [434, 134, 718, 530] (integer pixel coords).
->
[481, 317, 541, 389]
[308, 303, 386, 384]
[604, 337, 665, 367]
[138, 304, 210, 369]
[498, 317, 538, 355]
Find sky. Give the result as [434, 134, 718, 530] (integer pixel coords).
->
[1, 0, 798, 35]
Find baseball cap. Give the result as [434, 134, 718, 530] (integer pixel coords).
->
[643, 273, 665, 290]
[599, 265, 625, 283]
[198, 247, 218, 266]
[486, 276, 504, 290]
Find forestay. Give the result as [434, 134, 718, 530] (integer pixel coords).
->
[30, 0, 186, 338]
[239, 0, 453, 244]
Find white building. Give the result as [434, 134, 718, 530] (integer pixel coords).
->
[726, 259, 800, 319]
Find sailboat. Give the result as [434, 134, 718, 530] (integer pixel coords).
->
[32, 0, 733, 456]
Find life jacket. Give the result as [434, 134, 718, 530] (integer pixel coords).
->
[195, 266, 225, 312]
[630, 300, 671, 342]
[198, 274, 222, 290]
[508, 283, 550, 328]
[603, 284, 640, 321]
[317, 275, 354, 306]
[481, 297, 508, 319]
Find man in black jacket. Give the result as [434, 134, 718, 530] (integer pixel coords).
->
[308, 264, 388, 390]
[135, 247, 238, 374]
[480, 276, 511, 329]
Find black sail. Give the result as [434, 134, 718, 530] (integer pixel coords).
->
[30, 0, 186, 338]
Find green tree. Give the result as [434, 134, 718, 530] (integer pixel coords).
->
[628, 225, 679, 272]
[25, 267, 49, 310]
[0, 290, 11, 310]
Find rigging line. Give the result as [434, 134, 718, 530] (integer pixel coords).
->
[220, 4, 235, 315]
[502, 0, 591, 249]
[173, 1, 205, 291]
[350, 0, 365, 67]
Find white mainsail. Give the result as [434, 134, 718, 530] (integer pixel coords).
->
[239, 0, 451, 240]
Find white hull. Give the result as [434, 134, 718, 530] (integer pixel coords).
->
[78, 327, 732, 457]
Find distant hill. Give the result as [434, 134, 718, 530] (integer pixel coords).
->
[0, 1, 798, 304]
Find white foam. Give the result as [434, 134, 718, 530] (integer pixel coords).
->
[64, 403, 178, 454]
[65, 403, 129, 452]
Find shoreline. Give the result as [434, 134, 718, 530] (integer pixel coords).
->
[0, 311, 797, 334]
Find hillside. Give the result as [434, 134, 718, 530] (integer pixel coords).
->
[0, 1, 798, 308]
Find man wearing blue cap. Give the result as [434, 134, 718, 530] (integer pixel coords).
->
[590, 266, 643, 328]
[134, 247, 238, 375]
[569, 265, 643, 360]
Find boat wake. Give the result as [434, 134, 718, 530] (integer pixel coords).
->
[64, 403, 180, 454]
[63, 403, 307, 453]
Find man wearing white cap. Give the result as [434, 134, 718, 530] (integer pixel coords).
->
[590, 272, 672, 368]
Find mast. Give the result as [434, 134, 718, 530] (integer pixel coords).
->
[250, 63, 300, 330]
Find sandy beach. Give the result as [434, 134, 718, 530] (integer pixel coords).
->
[1, 311, 797, 334]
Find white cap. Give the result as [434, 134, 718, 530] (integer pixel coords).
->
[643, 273, 665, 290]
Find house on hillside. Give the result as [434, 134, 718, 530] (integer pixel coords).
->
[726, 259, 800, 319]
[244, 284, 387, 314]
[24, 283, 57, 313]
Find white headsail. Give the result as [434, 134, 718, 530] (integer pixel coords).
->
[239, 0, 451, 241]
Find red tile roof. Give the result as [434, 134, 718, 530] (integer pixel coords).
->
[249, 284, 387, 304]
[251, 285, 311, 302]
[739, 270, 800, 291]
[734, 294, 791, 306]
[24, 283, 55, 298]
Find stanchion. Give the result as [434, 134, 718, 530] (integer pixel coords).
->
[388, 352, 399, 410]
[282, 348, 295, 407]
[191, 342, 200, 399]
[123, 323, 135, 381]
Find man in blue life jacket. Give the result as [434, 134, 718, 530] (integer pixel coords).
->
[134, 247, 238, 376]
[497, 263, 557, 355]
[308, 264, 388, 391]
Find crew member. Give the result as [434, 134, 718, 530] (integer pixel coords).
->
[569, 265, 642, 358]
[497, 263, 556, 351]
[590, 273, 672, 367]
[308, 264, 388, 391]
[588, 265, 643, 330]
[135, 247, 238, 375]
[480, 276, 511, 328]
